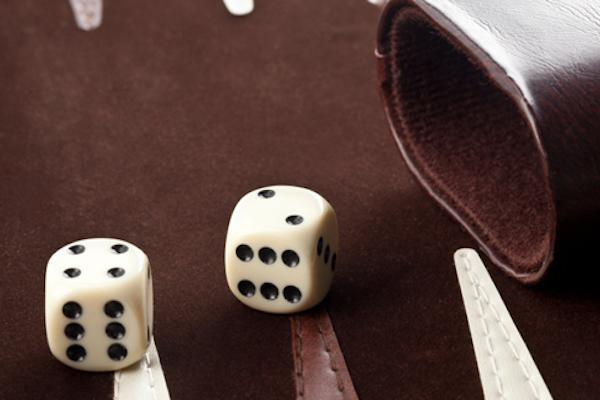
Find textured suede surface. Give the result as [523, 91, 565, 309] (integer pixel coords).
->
[385, 11, 553, 274]
[1, 1, 600, 399]
[378, 0, 600, 283]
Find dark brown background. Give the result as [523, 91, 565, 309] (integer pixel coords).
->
[0, 1, 599, 399]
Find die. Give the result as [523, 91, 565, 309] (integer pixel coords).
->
[225, 185, 338, 313]
[45, 238, 153, 371]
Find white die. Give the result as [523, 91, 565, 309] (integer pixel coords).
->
[225, 185, 338, 314]
[45, 238, 153, 371]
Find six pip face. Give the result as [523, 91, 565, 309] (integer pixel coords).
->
[225, 185, 339, 314]
[45, 238, 153, 372]
[44, 185, 337, 373]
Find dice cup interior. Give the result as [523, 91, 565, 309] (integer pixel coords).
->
[376, 0, 600, 283]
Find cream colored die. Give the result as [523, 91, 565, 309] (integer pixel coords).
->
[45, 238, 153, 371]
[225, 185, 338, 314]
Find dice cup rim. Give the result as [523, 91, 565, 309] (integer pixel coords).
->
[375, 0, 557, 283]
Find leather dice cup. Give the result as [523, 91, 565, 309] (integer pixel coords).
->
[376, 0, 600, 283]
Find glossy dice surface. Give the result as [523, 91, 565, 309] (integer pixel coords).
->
[225, 185, 338, 313]
[45, 238, 153, 371]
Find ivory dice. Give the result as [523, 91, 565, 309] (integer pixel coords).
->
[225, 185, 338, 314]
[45, 238, 153, 371]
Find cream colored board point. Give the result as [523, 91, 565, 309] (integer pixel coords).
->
[114, 339, 171, 400]
[69, 0, 103, 31]
[454, 249, 552, 400]
[223, 0, 254, 16]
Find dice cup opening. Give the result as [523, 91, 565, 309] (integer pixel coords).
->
[379, 10, 555, 282]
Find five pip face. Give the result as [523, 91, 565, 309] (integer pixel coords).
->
[225, 185, 339, 314]
[45, 238, 153, 372]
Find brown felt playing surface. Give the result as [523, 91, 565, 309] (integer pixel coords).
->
[1, 0, 600, 399]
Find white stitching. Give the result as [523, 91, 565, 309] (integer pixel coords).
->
[144, 353, 158, 400]
[530, 380, 541, 399]
[508, 341, 520, 360]
[114, 370, 121, 400]
[144, 353, 155, 388]
[114, 344, 162, 400]
[463, 256, 541, 400]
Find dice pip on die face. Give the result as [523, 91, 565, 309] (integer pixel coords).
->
[225, 185, 338, 314]
[45, 238, 153, 371]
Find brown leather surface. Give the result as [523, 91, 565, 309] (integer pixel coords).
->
[377, 0, 600, 283]
[290, 307, 358, 400]
[2, 0, 600, 399]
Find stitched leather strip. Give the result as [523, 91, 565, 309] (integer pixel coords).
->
[290, 307, 359, 400]
[454, 249, 553, 400]
[113, 339, 171, 400]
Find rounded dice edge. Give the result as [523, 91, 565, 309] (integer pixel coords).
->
[45, 237, 152, 372]
[224, 185, 339, 314]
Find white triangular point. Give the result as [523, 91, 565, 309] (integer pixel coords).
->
[223, 0, 254, 16]
[454, 249, 553, 400]
[69, 0, 103, 31]
[367, 0, 388, 6]
[114, 339, 171, 400]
